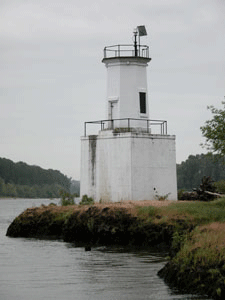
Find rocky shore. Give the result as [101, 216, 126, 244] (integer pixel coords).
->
[6, 202, 177, 247]
[6, 199, 225, 299]
[158, 222, 225, 300]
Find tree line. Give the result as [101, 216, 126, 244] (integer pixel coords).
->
[178, 100, 225, 191]
[1, 153, 224, 198]
[177, 153, 225, 191]
[0, 157, 72, 198]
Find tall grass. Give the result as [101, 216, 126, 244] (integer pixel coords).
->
[137, 205, 159, 219]
[137, 198, 225, 225]
[174, 222, 225, 267]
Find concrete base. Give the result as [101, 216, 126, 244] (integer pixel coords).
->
[80, 130, 177, 202]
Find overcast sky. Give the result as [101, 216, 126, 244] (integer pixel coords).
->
[1, 0, 224, 180]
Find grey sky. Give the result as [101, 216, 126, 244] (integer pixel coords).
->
[1, 0, 225, 180]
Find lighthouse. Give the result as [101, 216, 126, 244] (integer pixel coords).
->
[80, 26, 177, 202]
[103, 26, 150, 129]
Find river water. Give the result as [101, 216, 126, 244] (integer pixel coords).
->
[0, 198, 210, 300]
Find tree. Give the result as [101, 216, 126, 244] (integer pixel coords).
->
[0, 177, 5, 195]
[200, 101, 225, 156]
[177, 153, 225, 190]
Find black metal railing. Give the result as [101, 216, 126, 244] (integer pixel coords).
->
[84, 118, 167, 136]
[103, 44, 149, 59]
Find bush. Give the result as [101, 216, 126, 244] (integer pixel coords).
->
[80, 194, 94, 205]
[195, 176, 216, 201]
[179, 176, 217, 201]
[60, 190, 75, 206]
[178, 190, 198, 201]
[214, 180, 225, 194]
[154, 189, 170, 201]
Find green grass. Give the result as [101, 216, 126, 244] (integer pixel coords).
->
[137, 205, 159, 218]
[173, 223, 225, 267]
[53, 210, 75, 223]
[137, 198, 225, 225]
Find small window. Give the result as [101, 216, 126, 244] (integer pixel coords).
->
[139, 92, 146, 114]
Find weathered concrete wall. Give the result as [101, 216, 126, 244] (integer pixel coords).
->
[96, 131, 132, 202]
[80, 135, 97, 200]
[131, 134, 177, 200]
[80, 131, 177, 202]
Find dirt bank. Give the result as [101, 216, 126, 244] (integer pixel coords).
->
[6, 201, 179, 248]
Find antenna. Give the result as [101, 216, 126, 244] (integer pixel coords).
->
[133, 28, 138, 57]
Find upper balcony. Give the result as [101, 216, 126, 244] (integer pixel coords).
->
[103, 44, 150, 60]
[83, 118, 168, 137]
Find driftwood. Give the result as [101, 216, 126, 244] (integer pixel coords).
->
[179, 190, 225, 201]
[204, 191, 225, 198]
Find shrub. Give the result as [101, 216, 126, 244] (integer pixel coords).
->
[80, 194, 94, 205]
[178, 189, 198, 201]
[214, 180, 225, 194]
[154, 191, 170, 201]
[60, 190, 75, 206]
[179, 176, 217, 201]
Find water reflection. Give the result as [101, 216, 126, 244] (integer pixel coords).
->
[66, 244, 210, 300]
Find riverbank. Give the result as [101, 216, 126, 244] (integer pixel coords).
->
[6, 199, 225, 299]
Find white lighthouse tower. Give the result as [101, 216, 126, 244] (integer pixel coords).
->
[80, 26, 177, 202]
[103, 26, 150, 129]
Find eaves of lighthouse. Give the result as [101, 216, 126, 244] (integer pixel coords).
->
[80, 26, 178, 202]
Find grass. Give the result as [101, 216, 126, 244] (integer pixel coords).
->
[155, 198, 225, 299]
[174, 222, 225, 267]
[53, 209, 75, 222]
[137, 205, 159, 219]
[137, 198, 225, 226]
[162, 223, 225, 299]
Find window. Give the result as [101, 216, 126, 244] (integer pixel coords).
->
[139, 92, 146, 114]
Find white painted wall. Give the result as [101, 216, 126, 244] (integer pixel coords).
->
[131, 135, 177, 200]
[102, 57, 151, 128]
[80, 131, 177, 202]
